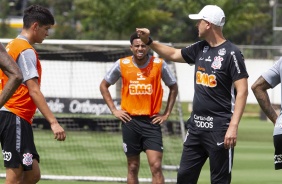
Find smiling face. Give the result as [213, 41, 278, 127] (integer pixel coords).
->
[130, 38, 150, 65]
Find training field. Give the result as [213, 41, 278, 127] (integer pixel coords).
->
[0, 116, 280, 184]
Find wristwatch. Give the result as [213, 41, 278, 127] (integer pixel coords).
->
[146, 37, 153, 46]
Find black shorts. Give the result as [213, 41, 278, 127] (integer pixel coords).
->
[0, 111, 40, 171]
[122, 115, 163, 157]
[177, 129, 233, 184]
[274, 134, 282, 170]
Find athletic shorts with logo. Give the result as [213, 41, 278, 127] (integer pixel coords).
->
[0, 111, 40, 171]
[273, 117, 282, 170]
[177, 128, 233, 184]
[122, 115, 163, 157]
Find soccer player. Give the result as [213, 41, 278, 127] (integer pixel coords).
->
[0, 5, 66, 184]
[136, 4, 249, 184]
[0, 44, 23, 106]
[100, 32, 178, 184]
[252, 58, 282, 170]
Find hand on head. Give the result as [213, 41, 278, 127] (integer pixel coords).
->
[136, 28, 150, 44]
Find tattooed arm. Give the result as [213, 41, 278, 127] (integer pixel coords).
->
[251, 76, 278, 124]
[0, 44, 23, 107]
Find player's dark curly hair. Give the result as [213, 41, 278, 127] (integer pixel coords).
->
[23, 5, 54, 29]
[130, 32, 139, 45]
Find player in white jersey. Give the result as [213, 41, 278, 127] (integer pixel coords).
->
[252, 57, 282, 170]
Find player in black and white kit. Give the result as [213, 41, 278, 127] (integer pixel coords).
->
[252, 58, 282, 170]
[137, 4, 248, 184]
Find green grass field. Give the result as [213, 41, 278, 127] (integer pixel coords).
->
[0, 115, 280, 184]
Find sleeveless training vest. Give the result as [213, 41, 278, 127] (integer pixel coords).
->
[120, 56, 163, 116]
[0, 38, 42, 124]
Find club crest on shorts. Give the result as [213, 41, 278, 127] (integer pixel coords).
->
[211, 56, 223, 70]
[23, 153, 33, 166]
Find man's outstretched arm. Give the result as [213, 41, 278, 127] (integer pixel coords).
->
[136, 28, 185, 63]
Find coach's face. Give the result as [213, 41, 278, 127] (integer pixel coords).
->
[130, 39, 150, 63]
[196, 19, 210, 39]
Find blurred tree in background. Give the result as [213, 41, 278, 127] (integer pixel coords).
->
[73, 0, 173, 40]
[0, 0, 278, 45]
[0, 0, 18, 37]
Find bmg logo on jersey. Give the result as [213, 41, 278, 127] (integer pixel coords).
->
[129, 84, 152, 95]
[196, 71, 217, 87]
[193, 114, 214, 129]
[2, 150, 12, 161]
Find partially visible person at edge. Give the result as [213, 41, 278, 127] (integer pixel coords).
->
[0, 5, 66, 184]
[136, 4, 248, 184]
[0, 44, 23, 106]
[252, 58, 282, 170]
[100, 32, 178, 184]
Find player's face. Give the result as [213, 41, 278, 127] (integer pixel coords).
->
[196, 19, 210, 38]
[34, 24, 52, 43]
[130, 39, 150, 61]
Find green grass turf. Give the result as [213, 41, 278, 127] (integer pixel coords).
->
[0, 116, 281, 183]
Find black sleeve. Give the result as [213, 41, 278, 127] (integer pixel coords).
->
[180, 41, 202, 65]
[229, 49, 249, 81]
